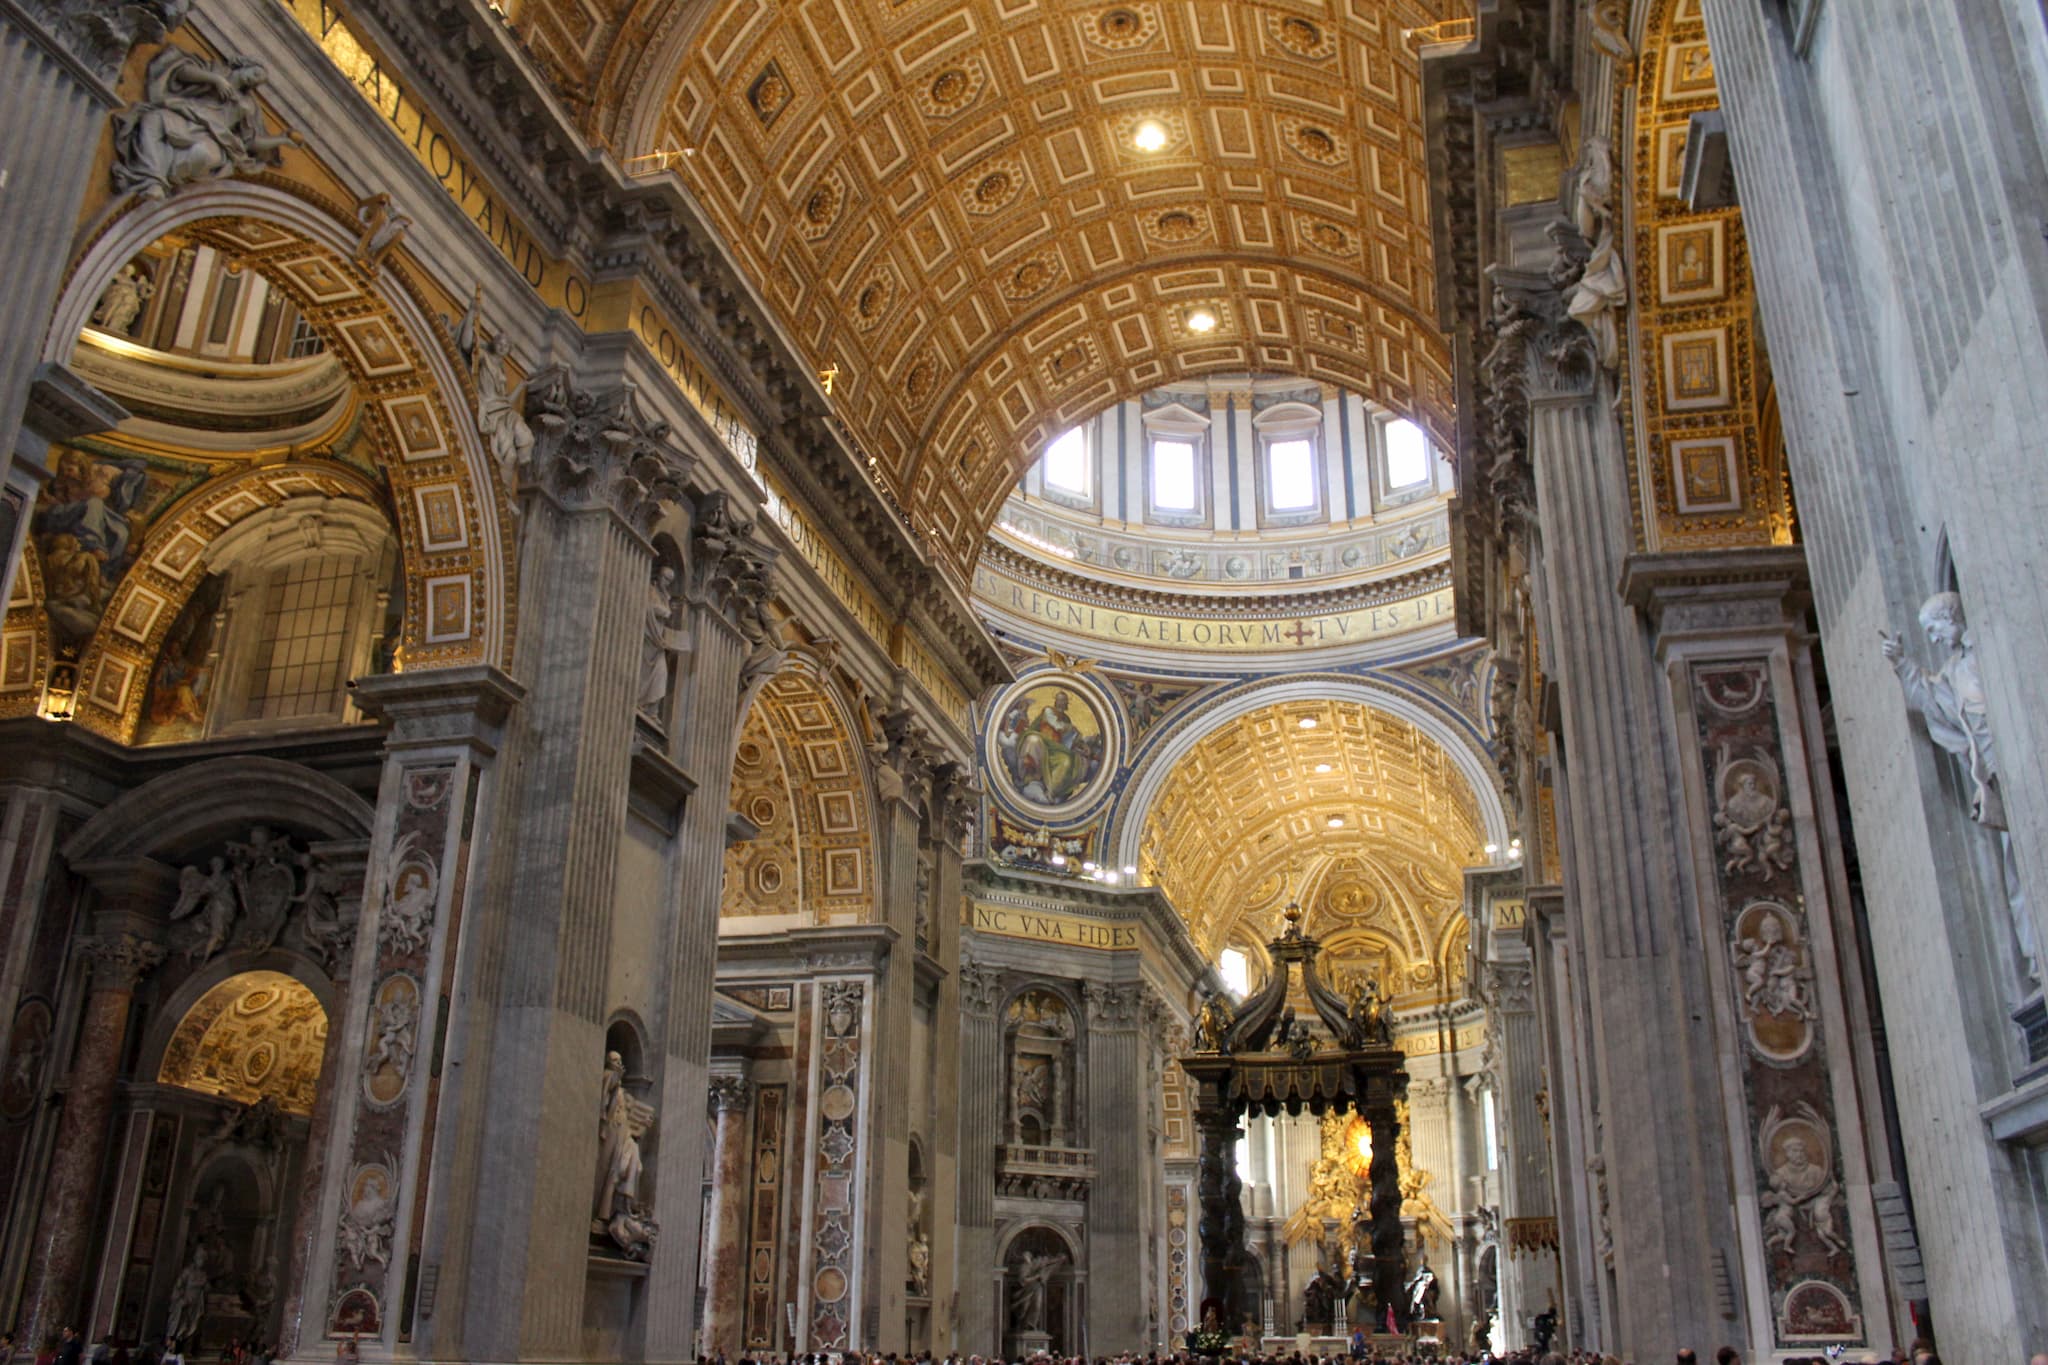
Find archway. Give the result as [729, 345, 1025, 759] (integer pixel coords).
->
[998, 1223, 1082, 1360]
[130, 970, 332, 1351]
[721, 662, 877, 928]
[9, 178, 515, 734]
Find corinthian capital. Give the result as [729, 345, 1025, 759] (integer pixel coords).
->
[690, 490, 781, 631]
[83, 932, 166, 989]
[525, 371, 693, 534]
[707, 1075, 753, 1115]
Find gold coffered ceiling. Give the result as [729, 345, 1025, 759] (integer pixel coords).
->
[566, 0, 1462, 577]
[1141, 697, 1483, 964]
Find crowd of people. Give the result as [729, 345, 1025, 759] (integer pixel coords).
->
[684, 1347, 2048, 1365]
[0, 1329, 280, 1365]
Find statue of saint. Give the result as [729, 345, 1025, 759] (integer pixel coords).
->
[593, 1051, 644, 1224]
[1884, 592, 2038, 984]
[639, 566, 688, 715]
[1008, 1250, 1067, 1333]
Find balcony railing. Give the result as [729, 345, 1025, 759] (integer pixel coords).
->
[996, 1143, 1096, 1200]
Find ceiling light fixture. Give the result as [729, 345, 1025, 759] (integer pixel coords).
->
[1186, 307, 1218, 333]
[1314, 763, 1332, 773]
[1133, 120, 1169, 152]
[1327, 815, 1346, 828]
[1298, 717, 1318, 729]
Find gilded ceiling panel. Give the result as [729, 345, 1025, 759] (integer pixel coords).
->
[577, 0, 1462, 579]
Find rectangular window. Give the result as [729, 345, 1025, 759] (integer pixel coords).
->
[243, 554, 358, 721]
[1385, 418, 1431, 489]
[1152, 439, 1198, 510]
[1041, 426, 1089, 497]
[1482, 1087, 1500, 1171]
[1267, 438, 1317, 510]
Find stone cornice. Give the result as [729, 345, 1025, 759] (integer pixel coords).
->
[980, 537, 1454, 621]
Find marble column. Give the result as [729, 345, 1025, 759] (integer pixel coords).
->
[702, 1076, 754, 1357]
[273, 840, 367, 1358]
[18, 930, 164, 1347]
[954, 961, 1004, 1354]
[0, 4, 173, 607]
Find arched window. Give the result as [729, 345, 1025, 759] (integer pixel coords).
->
[140, 496, 397, 741]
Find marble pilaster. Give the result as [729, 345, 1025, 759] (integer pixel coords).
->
[865, 720, 932, 1352]
[1627, 552, 1891, 1355]
[954, 960, 1004, 1354]
[301, 665, 519, 1359]
[1082, 983, 1144, 1350]
[644, 488, 779, 1361]
[1490, 289, 1745, 1352]
[18, 930, 164, 1347]
[701, 1076, 753, 1357]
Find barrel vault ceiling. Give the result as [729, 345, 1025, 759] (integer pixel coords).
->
[521, 0, 1462, 579]
[1139, 697, 1484, 962]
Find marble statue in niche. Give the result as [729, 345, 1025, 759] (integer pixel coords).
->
[907, 1188, 932, 1297]
[639, 564, 690, 716]
[594, 1050, 660, 1259]
[112, 49, 306, 200]
[1883, 591, 2038, 986]
[1008, 1250, 1067, 1333]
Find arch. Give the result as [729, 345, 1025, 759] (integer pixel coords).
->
[149, 965, 335, 1117]
[43, 178, 514, 675]
[1112, 674, 1510, 870]
[72, 463, 393, 742]
[993, 1218, 1085, 1267]
[1617, 0, 1789, 547]
[65, 754, 375, 865]
[722, 657, 878, 925]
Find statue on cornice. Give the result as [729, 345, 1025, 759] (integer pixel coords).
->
[112, 48, 305, 200]
[1884, 591, 2038, 985]
[1562, 137, 1627, 372]
[457, 287, 534, 493]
